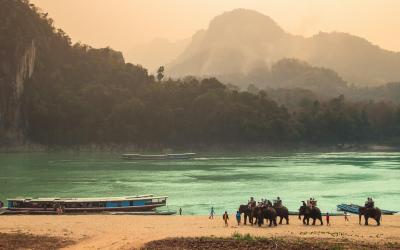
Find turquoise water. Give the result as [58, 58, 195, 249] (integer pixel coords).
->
[0, 152, 399, 215]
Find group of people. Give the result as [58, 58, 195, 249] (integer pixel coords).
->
[211, 207, 240, 227]
[222, 210, 241, 227]
[221, 196, 364, 227]
[301, 197, 317, 208]
[365, 197, 375, 208]
[55, 203, 65, 215]
[247, 196, 282, 209]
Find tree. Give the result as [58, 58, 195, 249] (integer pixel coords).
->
[157, 66, 165, 82]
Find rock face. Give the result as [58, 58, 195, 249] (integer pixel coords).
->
[0, 40, 36, 144]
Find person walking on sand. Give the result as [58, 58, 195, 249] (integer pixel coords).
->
[236, 210, 241, 226]
[223, 211, 229, 227]
[326, 212, 330, 226]
[209, 207, 215, 219]
[179, 207, 182, 215]
[344, 211, 349, 222]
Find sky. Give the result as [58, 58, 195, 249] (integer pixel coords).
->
[30, 0, 400, 53]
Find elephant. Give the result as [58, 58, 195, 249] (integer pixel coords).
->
[273, 204, 289, 224]
[238, 205, 253, 225]
[298, 205, 323, 226]
[257, 208, 264, 227]
[359, 206, 381, 226]
[262, 206, 278, 227]
[251, 206, 261, 225]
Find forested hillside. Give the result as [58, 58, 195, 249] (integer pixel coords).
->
[1, 0, 400, 147]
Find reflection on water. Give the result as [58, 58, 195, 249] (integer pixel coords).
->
[0, 152, 399, 214]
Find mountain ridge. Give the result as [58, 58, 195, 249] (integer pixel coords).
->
[167, 9, 400, 86]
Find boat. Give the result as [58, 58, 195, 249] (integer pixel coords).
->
[122, 152, 196, 160]
[289, 211, 344, 216]
[4, 194, 168, 214]
[337, 203, 398, 215]
[106, 211, 176, 215]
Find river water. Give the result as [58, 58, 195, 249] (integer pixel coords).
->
[0, 152, 399, 215]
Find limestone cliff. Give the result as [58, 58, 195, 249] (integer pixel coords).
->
[0, 40, 36, 144]
[0, 0, 40, 144]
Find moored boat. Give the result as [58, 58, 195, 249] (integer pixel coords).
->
[337, 203, 398, 215]
[122, 152, 196, 160]
[106, 211, 176, 215]
[5, 194, 168, 214]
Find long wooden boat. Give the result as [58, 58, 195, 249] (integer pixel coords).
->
[122, 153, 196, 160]
[289, 211, 344, 216]
[106, 211, 176, 215]
[4, 194, 168, 214]
[337, 203, 398, 215]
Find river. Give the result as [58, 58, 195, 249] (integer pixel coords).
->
[0, 151, 399, 214]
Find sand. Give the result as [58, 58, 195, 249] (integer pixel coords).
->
[0, 214, 399, 249]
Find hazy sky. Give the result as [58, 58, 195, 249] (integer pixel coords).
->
[31, 0, 400, 53]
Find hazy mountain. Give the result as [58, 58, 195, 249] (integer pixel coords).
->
[125, 38, 190, 73]
[167, 9, 400, 86]
[219, 58, 348, 97]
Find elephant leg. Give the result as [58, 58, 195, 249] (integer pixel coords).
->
[274, 219, 277, 226]
[307, 218, 310, 225]
[376, 217, 380, 226]
[244, 215, 247, 225]
[364, 216, 369, 226]
[279, 216, 283, 224]
[286, 216, 289, 225]
[269, 219, 272, 227]
[302, 217, 306, 225]
[312, 218, 316, 225]
[319, 217, 323, 225]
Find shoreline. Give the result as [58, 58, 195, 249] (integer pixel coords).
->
[0, 143, 399, 154]
[0, 215, 399, 249]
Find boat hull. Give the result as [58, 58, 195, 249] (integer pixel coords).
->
[4, 195, 168, 215]
[122, 153, 196, 160]
[5, 204, 163, 214]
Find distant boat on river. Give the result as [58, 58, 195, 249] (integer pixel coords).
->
[122, 152, 196, 160]
[3, 194, 168, 215]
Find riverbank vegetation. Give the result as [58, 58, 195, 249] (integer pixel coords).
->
[142, 233, 399, 250]
[0, 233, 74, 249]
[1, 1, 400, 147]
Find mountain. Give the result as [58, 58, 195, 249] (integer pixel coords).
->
[167, 9, 400, 87]
[125, 38, 190, 73]
[219, 58, 348, 97]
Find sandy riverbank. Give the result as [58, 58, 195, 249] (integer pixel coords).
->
[0, 215, 399, 249]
